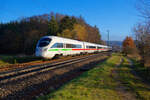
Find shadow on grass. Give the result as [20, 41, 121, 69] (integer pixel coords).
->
[116, 68, 150, 91]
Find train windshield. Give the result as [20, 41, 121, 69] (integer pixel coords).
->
[38, 38, 51, 47]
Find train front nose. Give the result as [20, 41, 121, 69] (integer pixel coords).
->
[35, 47, 41, 57]
[35, 47, 47, 57]
[35, 37, 51, 57]
[35, 47, 40, 57]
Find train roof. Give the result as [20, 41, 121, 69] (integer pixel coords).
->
[41, 36, 109, 47]
[42, 36, 79, 41]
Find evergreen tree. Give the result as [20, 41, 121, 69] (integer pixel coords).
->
[48, 15, 59, 36]
[58, 16, 77, 33]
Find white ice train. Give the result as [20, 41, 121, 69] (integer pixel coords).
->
[35, 36, 111, 59]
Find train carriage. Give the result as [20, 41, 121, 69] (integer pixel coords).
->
[35, 36, 110, 59]
[83, 42, 97, 53]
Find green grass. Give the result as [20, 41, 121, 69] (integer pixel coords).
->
[37, 54, 123, 100]
[0, 55, 42, 67]
[117, 57, 150, 100]
[37, 54, 150, 100]
[131, 58, 150, 81]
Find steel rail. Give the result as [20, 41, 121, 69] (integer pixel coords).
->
[0, 53, 104, 83]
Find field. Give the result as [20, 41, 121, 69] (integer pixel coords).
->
[0, 55, 42, 67]
[37, 54, 150, 100]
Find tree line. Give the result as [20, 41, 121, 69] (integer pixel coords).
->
[133, 0, 150, 67]
[122, 0, 150, 67]
[0, 13, 103, 55]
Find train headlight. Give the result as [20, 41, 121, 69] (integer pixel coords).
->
[43, 48, 48, 51]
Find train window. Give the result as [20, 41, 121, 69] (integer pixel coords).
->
[86, 45, 96, 48]
[66, 44, 71, 48]
[72, 44, 76, 48]
[40, 38, 51, 41]
[76, 45, 82, 48]
[38, 38, 51, 47]
[98, 46, 103, 49]
[66, 44, 82, 48]
[90, 46, 96, 48]
[51, 43, 63, 48]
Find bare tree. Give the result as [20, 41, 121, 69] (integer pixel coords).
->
[136, 0, 150, 19]
[133, 22, 150, 66]
[133, 0, 150, 67]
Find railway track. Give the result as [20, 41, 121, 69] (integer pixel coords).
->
[0, 52, 110, 100]
[0, 53, 107, 83]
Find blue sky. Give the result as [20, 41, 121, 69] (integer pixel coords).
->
[0, 0, 141, 41]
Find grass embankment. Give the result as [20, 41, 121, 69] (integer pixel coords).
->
[37, 54, 150, 100]
[131, 58, 150, 82]
[127, 58, 150, 100]
[37, 54, 123, 100]
[0, 55, 41, 67]
[116, 56, 150, 100]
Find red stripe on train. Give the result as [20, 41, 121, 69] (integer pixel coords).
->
[72, 49, 105, 51]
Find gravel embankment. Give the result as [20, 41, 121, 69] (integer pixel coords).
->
[0, 53, 110, 100]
